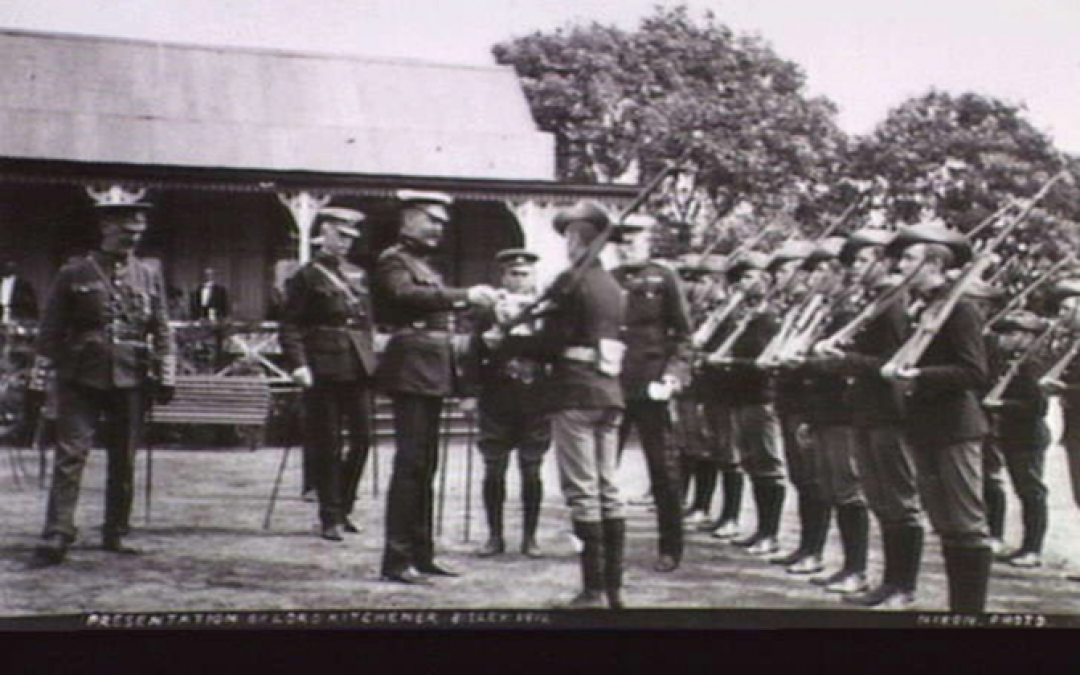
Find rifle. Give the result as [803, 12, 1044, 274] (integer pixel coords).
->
[984, 253, 1077, 333]
[1040, 333, 1080, 393]
[882, 171, 1070, 378]
[813, 193, 869, 242]
[984, 318, 1057, 407]
[501, 147, 692, 331]
[814, 262, 924, 352]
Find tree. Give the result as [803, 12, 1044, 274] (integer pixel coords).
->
[849, 91, 1080, 299]
[492, 5, 851, 252]
[851, 91, 1079, 248]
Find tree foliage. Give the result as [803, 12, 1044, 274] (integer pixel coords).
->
[850, 90, 1080, 295]
[492, 5, 851, 246]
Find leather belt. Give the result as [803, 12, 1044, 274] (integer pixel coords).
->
[395, 328, 452, 339]
[562, 346, 599, 363]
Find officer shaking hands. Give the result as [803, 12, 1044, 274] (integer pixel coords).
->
[374, 190, 499, 585]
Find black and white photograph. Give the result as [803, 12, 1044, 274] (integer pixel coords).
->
[0, 0, 1078, 631]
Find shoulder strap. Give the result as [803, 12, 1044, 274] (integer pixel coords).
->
[312, 261, 361, 304]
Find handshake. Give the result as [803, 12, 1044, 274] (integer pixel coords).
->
[467, 284, 501, 308]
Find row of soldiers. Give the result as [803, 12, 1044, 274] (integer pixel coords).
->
[662, 218, 1080, 614]
[23, 184, 1080, 614]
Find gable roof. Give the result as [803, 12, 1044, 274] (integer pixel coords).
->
[0, 29, 555, 180]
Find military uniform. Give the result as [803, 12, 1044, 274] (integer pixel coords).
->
[836, 281, 923, 607]
[985, 312, 1051, 567]
[503, 201, 626, 608]
[886, 223, 992, 613]
[674, 261, 732, 526]
[706, 253, 785, 556]
[32, 197, 175, 562]
[280, 215, 376, 539]
[613, 253, 692, 571]
[374, 191, 486, 583]
[473, 250, 551, 558]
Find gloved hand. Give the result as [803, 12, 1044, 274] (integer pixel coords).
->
[291, 366, 314, 388]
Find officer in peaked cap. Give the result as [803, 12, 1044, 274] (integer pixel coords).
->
[374, 189, 500, 585]
[882, 221, 992, 613]
[471, 248, 552, 559]
[280, 204, 376, 542]
[495, 200, 627, 608]
[611, 212, 693, 573]
[31, 188, 176, 565]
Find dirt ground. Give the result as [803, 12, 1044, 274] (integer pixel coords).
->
[2, 402, 1080, 627]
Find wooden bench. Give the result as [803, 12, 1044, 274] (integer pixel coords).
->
[144, 375, 274, 522]
[150, 375, 273, 448]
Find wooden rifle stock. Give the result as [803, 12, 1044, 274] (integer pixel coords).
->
[882, 171, 1069, 378]
[816, 263, 922, 351]
[984, 318, 1057, 407]
[1040, 331, 1080, 391]
[691, 288, 745, 350]
[500, 150, 691, 331]
[984, 253, 1077, 333]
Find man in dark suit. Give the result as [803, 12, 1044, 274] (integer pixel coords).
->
[30, 190, 176, 565]
[190, 267, 230, 321]
[882, 222, 992, 613]
[612, 214, 692, 573]
[0, 257, 38, 323]
[374, 190, 499, 585]
[280, 207, 376, 541]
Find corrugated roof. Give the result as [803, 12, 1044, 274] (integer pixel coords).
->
[0, 29, 555, 180]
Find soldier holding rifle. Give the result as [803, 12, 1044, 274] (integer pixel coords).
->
[814, 228, 925, 609]
[786, 237, 871, 595]
[759, 241, 828, 569]
[984, 310, 1052, 569]
[881, 222, 992, 613]
[497, 201, 627, 609]
[706, 252, 786, 557]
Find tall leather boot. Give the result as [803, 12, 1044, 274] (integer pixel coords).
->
[564, 520, 607, 609]
[719, 469, 744, 525]
[896, 525, 924, 594]
[602, 518, 627, 609]
[521, 470, 544, 558]
[770, 492, 815, 565]
[943, 545, 992, 613]
[1019, 493, 1048, 556]
[693, 462, 719, 514]
[984, 481, 1006, 543]
[680, 457, 695, 508]
[733, 479, 769, 547]
[837, 503, 869, 575]
[761, 479, 786, 540]
[478, 474, 506, 557]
